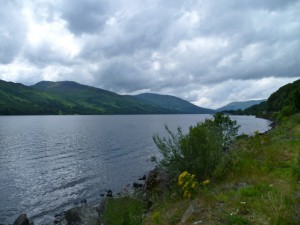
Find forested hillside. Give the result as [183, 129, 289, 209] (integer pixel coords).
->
[242, 79, 300, 119]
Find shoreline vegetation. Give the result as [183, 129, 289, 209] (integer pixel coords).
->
[99, 113, 299, 225]
[10, 113, 299, 225]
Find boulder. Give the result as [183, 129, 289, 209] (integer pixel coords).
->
[64, 209, 82, 225]
[144, 167, 171, 195]
[55, 205, 99, 225]
[13, 214, 34, 225]
[106, 190, 113, 198]
[133, 182, 143, 188]
[138, 175, 147, 180]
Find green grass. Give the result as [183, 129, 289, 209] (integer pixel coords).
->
[102, 196, 145, 225]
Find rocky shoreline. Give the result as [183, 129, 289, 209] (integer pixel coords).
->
[7, 167, 171, 225]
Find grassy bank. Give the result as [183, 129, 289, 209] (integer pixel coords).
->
[102, 114, 300, 225]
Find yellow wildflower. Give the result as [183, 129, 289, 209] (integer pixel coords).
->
[178, 179, 183, 186]
[192, 182, 196, 188]
[202, 179, 210, 185]
[180, 171, 188, 178]
[183, 190, 189, 198]
[183, 181, 189, 188]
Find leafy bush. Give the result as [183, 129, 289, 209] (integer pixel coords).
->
[153, 113, 240, 179]
[203, 113, 240, 150]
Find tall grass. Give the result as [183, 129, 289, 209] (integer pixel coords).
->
[102, 196, 145, 225]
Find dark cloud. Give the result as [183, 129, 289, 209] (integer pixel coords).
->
[94, 56, 157, 92]
[60, 0, 111, 35]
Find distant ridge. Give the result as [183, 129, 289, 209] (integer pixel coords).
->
[0, 79, 213, 115]
[135, 93, 214, 114]
[216, 99, 266, 112]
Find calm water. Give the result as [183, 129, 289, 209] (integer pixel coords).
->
[0, 115, 271, 224]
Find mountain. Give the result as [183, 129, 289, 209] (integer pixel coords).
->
[135, 93, 214, 114]
[31, 81, 172, 114]
[0, 80, 213, 115]
[216, 99, 266, 112]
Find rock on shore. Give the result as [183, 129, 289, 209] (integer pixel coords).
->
[12, 214, 34, 225]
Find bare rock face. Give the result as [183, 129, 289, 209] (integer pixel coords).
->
[144, 167, 171, 194]
[54, 205, 100, 225]
[13, 214, 34, 225]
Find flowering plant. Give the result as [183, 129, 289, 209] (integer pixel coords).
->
[178, 171, 198, 198]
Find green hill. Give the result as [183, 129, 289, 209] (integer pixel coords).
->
[0, 80, 72, 115]
[267, 79, 300, 115]
[135, 93, 214, 114]
[32, 81, 172, 114]
[0, 80, 213, 115]
[242, 79, 300, 118]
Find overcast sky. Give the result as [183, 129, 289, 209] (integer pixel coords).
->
[0, 0, 299, 109]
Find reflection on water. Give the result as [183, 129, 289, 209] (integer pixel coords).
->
[0, 115, 271, 224]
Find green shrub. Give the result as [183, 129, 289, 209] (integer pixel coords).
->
[153, 113, 240, 179]
[203, 112, 240, 150]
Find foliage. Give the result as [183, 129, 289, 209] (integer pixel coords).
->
[103, 196, 145, 225]
[267, 79, 300, 113]
[203, 112, 240, 150]
[153, 113, 240, 179]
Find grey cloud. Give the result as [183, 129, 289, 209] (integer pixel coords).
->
[79, 4, 185, 59]
[0, 1, 27, 64]
[60, 0, 111, 35]
[94, 57, 156, 92]
[23, 43, 78, 68]
[226, 0, 297, 10]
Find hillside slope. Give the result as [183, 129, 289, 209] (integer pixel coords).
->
[0, 80, 213, 115]
[243, 79, 300, 118]
[0, 80, 72, 115]
[32, 81, 171, 114]
[216, 99, 266, 112]
[135, 93, 214, 114]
